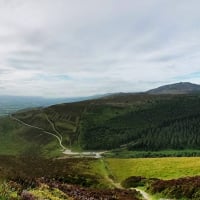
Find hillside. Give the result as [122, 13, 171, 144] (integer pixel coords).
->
[0, 92, 199, 157]
[1, 83, 200, 157]
[79, 94, 200, 151]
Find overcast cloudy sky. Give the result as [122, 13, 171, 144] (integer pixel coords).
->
[0, 0, 200, 97]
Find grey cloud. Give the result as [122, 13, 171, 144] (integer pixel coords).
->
[0, 69, 11, 75]
[0, 0, 200, 97]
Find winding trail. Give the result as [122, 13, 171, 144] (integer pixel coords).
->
[10, 115, 104, 158]
[45, 114, 63, 141]
[10, 115, 43, 131]
[10, 115, 66, 150]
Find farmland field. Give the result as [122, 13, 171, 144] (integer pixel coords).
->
[106, 157, 200, 182]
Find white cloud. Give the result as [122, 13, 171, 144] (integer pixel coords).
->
[0, 0, 200, 97]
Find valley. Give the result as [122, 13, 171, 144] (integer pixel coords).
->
[1, 84, 200, 199]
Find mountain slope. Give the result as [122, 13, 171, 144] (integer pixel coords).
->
[147, 82, 200, 94]
[79, 94, 200, 150]
[0, 93, 198, 155]
[2, 83, 200, 156]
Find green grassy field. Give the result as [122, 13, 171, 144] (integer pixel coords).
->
[106, 157, 200, 182]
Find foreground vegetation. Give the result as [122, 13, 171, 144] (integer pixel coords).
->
[1, 156, 200, 199]
[149, 176, 200, 200]
[0, 156, 142, 200]
[122, 176, 200, 200]
[0, 179, 141, 200]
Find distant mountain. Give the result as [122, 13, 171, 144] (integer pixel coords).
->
[147, 82, 200, 94]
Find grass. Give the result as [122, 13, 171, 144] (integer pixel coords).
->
[0, 116, 64, 158]
[55, 121, 75, 132]
[0, 117, 27, 155]
[89, 158, 115, 188]
[106, 157, 200, 182]
[41, 141, 63, 158]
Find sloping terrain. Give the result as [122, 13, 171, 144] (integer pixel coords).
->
[0, 93, 198, 157]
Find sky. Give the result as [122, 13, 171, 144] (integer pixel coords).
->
[1, 0, 200, 97]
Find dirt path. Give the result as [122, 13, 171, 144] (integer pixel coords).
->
[10, 115, 104, 158]
[44, 114, 66, 150]
[10, 115, 66, 150]
[45, 114, 63, 141]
